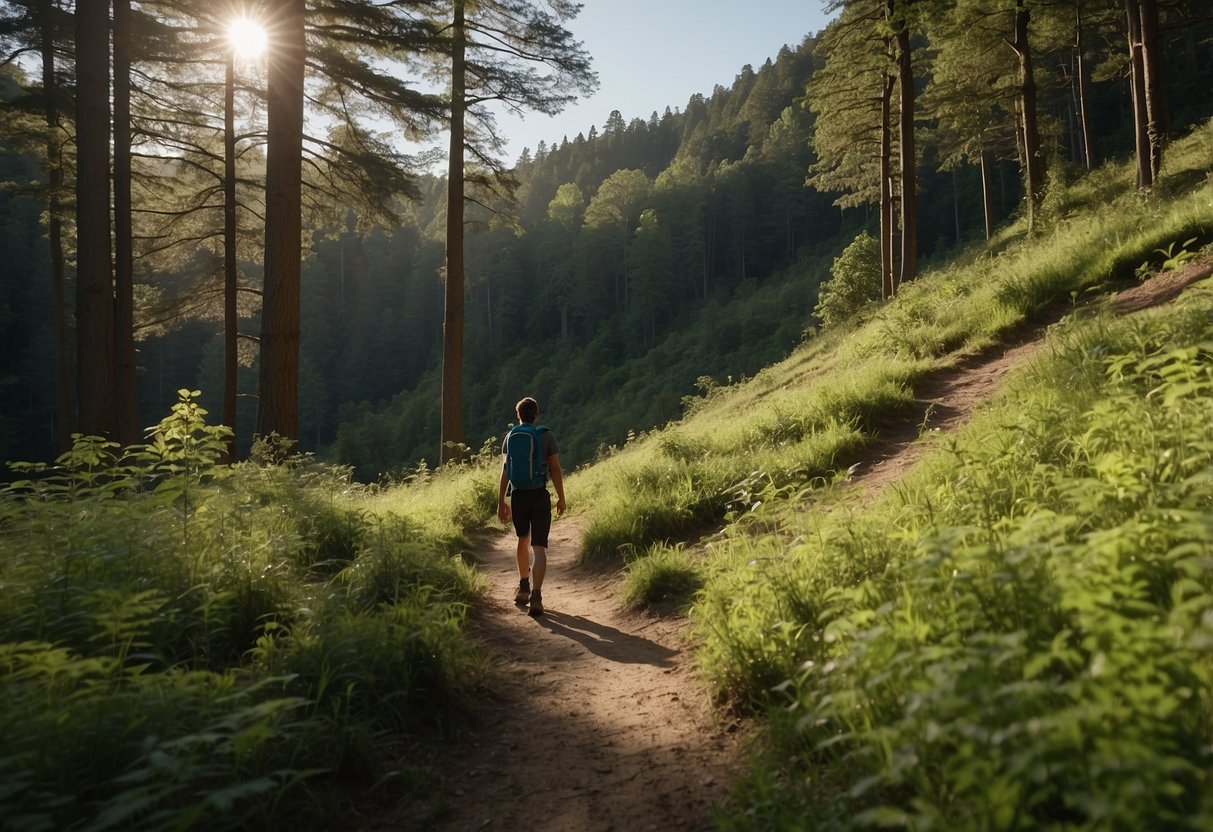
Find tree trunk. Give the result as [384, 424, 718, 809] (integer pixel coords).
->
[952, 168, 961, 246]
[1074, 2, 1095, 169]
[980, 150, 994, 241]
[113, 0, 138, 447]
[40, 1, 72, 450]
[74, 0, 116, 439]
[223, 49, 238, 460]
[879, 67, 894, 299]
[256, 0, 306, 443]
[1011, 0, 1045, 229]
[440, 0, 466, 464]
[1125, 0, 1151, 189]
[1136, 0, 1167, 180]
[894, 3, 917, 285]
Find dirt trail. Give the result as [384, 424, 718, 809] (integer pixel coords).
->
[848, 259, 1213, 498]
[405, 515, 745, 832]
[378, 260, 1212, 832]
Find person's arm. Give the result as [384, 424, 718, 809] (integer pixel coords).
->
[548, 453, 566, 516]
[497, 460, 511, 523]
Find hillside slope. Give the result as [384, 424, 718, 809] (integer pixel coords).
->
[375, 253, 1211, 832]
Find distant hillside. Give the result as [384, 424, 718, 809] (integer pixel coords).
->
[320, 36, 1030, 479]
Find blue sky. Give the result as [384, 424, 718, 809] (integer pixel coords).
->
[494, 0, 836, 161]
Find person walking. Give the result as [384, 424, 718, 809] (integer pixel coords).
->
[497, 396, 566, 616]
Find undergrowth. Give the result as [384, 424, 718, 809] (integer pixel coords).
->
[0, 391, 488, 831]
[703, 277, 1213, 829]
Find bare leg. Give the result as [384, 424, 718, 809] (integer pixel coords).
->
[516, 535, 530, 579]
[531, 545, 547, 591]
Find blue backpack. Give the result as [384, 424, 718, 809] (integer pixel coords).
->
[505, 424, 548, 490]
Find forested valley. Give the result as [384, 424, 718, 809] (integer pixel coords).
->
[4, 0, 1210, 479]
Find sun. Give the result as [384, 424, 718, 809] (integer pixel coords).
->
[227, 16, 267, 59]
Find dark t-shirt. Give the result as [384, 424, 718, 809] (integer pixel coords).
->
[501, 425, 559, 484]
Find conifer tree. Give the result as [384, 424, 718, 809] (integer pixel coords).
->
[430, 0, 595, 463]
[808, 1, 897, 295]
[74, 0, 116, 438]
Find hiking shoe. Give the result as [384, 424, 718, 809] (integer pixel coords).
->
[514, 580, 531, 605]
[528, 589, 544, 616]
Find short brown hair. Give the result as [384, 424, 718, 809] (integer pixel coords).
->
[515, 397, 539, 424]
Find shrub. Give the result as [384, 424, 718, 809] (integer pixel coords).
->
[813, 230, 882, 328]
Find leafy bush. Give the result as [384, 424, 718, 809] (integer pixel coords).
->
[813, 230, 882, 328]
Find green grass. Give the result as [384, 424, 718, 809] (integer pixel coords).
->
[622, 542, 705, 610]
[704, 278, 1213, 829]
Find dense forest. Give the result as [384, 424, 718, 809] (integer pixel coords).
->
[1, 0, 1212, 480]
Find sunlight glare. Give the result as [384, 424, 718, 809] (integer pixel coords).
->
[227, 17, 267, 59]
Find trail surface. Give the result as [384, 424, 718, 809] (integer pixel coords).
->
[377, 260, 1211, 832]
[411, 516, 746, 832]
[849, 259, 1213, 498]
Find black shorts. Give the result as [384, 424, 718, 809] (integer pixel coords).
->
[510, 488, 551, 547]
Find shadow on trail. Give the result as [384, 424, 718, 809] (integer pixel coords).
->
[531, 610, 678, 667]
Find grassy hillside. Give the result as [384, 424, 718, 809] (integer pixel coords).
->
[567, 121, 1213, 828]
[2, 120, 1210, 830]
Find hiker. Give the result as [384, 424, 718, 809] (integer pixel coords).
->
[497, 396, 567, 616]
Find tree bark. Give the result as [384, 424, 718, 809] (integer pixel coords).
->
[113, 0, 138, 447]
[1125, 0, 1151, 189]
[980, 150, 994, 241]
[440, 0, 466, 464]
[1136, 0, 1167, 181]
[1074, 2, 1095, 169]
[40, 0, 72, 450]
[223, 48, 238, 460]
[893, 2, 917, 285]
[1011, 0, 1046, 230]
[256, 0, 306, 443]
[879, 67, 894, 299]
[74, 0, 116, 439]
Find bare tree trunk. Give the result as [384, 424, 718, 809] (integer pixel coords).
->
[879, 67, 894, 299]
[256, 0, 306, 443]
[1074, 1, 1095, 169]
[1137, 0, 1167, 180]
[74, 0, 116, 439]
[952, 168, 961, 246]
[980, 150, 994, 241]
[1125, 0, 1151, 189]
[1010, 0, 1046, 230]
[40, 0, 72, 450]
[893, 2, 917, 285]
[223, 49, 238, 460]
[440, 0, 466, 464]
[113, 0, 138, 447]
